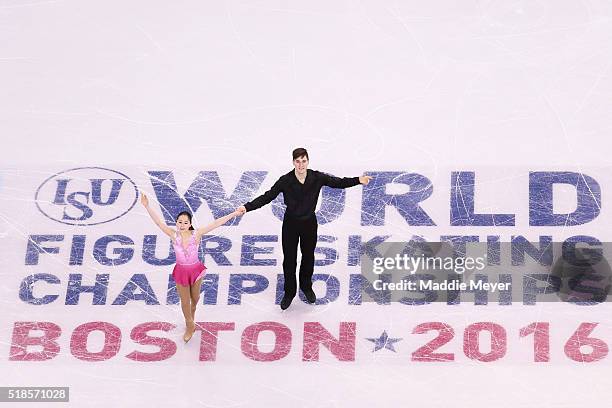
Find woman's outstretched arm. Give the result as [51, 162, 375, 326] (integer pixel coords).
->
[195, 210, 241, 239]
[141, 193, 175, 239]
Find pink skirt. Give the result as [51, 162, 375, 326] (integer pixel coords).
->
[172, 261, 207, 286]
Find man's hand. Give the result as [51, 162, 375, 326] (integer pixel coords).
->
[236, 205, 247, 215]
[359, 175, 372, 185]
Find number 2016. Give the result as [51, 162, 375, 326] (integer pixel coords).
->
[411, 322, 609, 362]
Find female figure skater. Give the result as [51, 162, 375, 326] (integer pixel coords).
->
[141, 193, 240, 342]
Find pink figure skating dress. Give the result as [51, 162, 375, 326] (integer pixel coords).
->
[172, 231, 206, 286]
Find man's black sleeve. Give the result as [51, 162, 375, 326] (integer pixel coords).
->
[319, 171, 361, 189]
[244, 176, 284, 212]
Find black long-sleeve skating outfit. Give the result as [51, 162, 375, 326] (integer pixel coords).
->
[244, 169, 360, 299]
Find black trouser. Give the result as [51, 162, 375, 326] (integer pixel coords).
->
[281, 213, 318, 298]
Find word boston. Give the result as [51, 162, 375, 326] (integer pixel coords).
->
[9, 321, 356, 362]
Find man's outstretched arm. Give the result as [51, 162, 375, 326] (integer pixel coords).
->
[238, 177, 284, 214]
[320, 172, 372, 188]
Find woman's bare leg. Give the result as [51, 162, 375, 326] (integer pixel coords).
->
[190, 278, 203, 324]
[176, 283, 194, 341]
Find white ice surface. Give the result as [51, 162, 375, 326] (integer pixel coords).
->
[1, 1, 612, 406]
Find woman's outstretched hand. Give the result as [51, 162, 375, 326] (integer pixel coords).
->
[140, 193, 149, 207]
[236, 205, 247, 215]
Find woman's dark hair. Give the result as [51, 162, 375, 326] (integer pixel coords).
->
[292, 147, 308, 161]
[176, 211, 194, 230]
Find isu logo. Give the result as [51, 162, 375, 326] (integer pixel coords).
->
[35, 167, 138, 226]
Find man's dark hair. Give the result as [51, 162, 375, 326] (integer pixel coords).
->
[292, 147, 309, 160]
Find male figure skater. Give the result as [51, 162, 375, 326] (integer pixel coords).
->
[237, 148, 372, 310]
